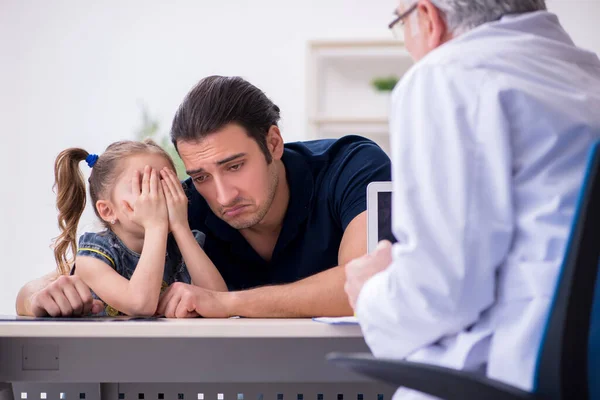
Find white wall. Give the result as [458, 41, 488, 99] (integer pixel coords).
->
[0, 0, 599, 315]
[0, 0, 397, 314]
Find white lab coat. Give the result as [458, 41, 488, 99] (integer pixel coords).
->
[356, 11, 600, 400]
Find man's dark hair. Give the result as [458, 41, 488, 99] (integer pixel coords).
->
[171, 76, 281, 163]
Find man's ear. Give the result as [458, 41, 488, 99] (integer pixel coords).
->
[96, 199, 116, 224]
[266, 125, 284, 161]
[418, 0, 448, 49]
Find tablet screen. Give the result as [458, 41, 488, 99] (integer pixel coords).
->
[377, 191, 397, 244]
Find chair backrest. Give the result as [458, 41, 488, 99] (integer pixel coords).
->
[534, 141, 600, 400]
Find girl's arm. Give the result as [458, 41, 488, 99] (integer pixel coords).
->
[160, 167, 227, 292]
[77, 166, 169, 316]
[172, 227, 227, 291]
[75, 226, 168, 316]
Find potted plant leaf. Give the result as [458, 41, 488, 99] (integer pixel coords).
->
[371, 76, 400, 92]
[370, 75, 400, 113]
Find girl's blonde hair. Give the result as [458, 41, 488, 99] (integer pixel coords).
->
[52, 139, 176, 275]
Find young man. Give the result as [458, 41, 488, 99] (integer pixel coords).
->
[16, 76, 391, 318]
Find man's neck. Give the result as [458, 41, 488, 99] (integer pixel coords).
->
[239, 160, 289, 262]
[245, 160, 289, 236]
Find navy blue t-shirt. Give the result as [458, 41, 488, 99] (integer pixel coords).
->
[185, 135, 392, 291]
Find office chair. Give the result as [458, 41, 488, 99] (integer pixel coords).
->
[328, 141, 600, 400]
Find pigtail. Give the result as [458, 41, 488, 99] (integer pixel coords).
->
[52, 148, 89, 275]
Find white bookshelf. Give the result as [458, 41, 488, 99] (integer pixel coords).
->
[306, 40, 413, 155]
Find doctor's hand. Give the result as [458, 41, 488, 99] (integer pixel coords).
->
[344, 240, 393, 310]
[157, 282, 231, 318]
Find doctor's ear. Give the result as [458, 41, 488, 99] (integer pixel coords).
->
[418, 0, 449, 49]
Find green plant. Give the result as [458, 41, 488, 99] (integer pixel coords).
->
[371, 76, 399, 92]
[134, 103, 188, 180]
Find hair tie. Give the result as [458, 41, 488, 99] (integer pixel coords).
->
[86, 154, 99, 168]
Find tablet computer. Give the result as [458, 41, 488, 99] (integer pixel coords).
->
[366, 181, 397, 253]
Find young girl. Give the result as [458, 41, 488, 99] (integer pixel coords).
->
[53, 139, 227, 317]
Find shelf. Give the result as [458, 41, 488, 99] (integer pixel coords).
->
[312, 116, 389, 125]
[310, 39, 411, 60]
[307, 39, 411, 156]
[314, 48, 410, 60]
[309, 39, 402, 48]
[316, 130, 392, 156]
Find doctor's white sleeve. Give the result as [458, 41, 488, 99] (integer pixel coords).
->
[356, 64, 515, 359]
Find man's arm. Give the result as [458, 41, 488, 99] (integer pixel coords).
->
[227, 211, 367, 317]
[158, 212, 368, 318]
[227, 265, 350, 317]
[16, 271, 102, 317]
[16, 272, 57, 316]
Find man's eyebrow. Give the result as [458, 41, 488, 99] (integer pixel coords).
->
[186, 167, 205, 176]
[186, 153, 247, 176]
[216, 153, 246, 166]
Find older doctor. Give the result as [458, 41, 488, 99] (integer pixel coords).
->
[345, 0, 600, 398]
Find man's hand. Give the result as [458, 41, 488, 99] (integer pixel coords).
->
[29, 275, 104, 317]
[344, 240, 393, 309]
[157, 282, 231, 318]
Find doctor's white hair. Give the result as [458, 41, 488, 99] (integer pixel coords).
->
[403, 0, 547, 35]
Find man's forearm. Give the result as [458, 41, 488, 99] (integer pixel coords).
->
[226, 265, 353, 317]
[15, 272, 56, 316]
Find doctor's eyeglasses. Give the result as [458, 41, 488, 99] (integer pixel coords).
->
[388, 3, 418, 39]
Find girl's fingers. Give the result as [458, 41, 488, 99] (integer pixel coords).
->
[161, 180, 173, 200]
[141, 166, 151, 196]
[122, 201, 134, 219]
[156, 172, 166, 200]
[161, 169, 179, 199]
[164, 168, 186, 199]
[169, 169, 186, 197]
[149, 168, 159, 195]
[132, 170, 141, 196]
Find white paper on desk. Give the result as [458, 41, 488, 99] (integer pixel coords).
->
[312, 316, 359, 325]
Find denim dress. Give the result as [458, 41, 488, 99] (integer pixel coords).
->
[71, 229, 205, 316]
